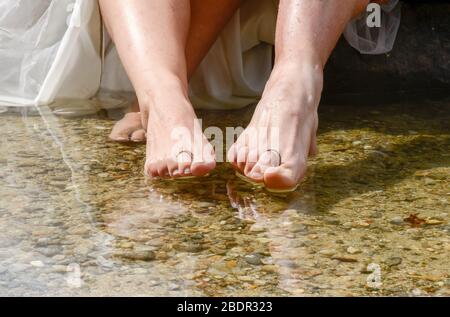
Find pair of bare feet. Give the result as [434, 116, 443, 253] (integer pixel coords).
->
[109, 63, 323, 191]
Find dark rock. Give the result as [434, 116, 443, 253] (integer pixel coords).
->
[323, 2, 450, 103]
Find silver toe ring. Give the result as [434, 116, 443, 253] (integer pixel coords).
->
[176, 150, 194, 162]
[263, 149, 282, 167]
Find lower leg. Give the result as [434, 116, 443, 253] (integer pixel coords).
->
[109, 0, 241, 142]
[229, 0, 369, 190]
[274, 0, 369, 68]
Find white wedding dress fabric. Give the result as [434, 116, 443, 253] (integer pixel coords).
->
[0, 0, 401, 109]
[344, 0, 401, 55]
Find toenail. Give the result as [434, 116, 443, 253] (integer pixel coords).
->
[172, 170, 180, 176]
[184, 168, 191, 175]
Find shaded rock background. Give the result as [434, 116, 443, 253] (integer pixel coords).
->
[323, 0, 450, 104]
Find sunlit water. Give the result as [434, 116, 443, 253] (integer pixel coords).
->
[0, 97, 449, 296]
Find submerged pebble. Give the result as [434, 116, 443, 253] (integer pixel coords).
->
[30, 261, 44, 267]
[346, 247, 361, 255]
[116, 250, 156, 262]
[390, 217, 404, 226]
[385, 257, 403, 267]
[244, 253, 263, 266]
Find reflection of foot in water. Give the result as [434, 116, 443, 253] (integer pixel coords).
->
[226, 180, 317, 295]
[226, 182, 260, 221]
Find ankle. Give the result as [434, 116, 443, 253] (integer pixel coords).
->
[258, 60, 324, 116]
[275, 49, 324, 69]
[269, 60, 323, 96]
[272, 58, 323, 81]
[136, 73, 190, 109]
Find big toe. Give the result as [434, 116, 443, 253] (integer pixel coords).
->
[144, 160, 159, 179]
[191, 145, 216, 176]
[263, 165, 305, 191]
[191, 160, 216, 176]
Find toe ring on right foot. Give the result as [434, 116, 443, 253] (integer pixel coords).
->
[263, 149, 282, 167]
[176, 150, 194, 163]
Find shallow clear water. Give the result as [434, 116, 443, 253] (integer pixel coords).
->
[0, 98, 449, 296]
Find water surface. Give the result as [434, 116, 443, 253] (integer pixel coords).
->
[0, 98, 449, 296]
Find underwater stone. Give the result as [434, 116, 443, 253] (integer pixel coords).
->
[244, 253, 263, 266]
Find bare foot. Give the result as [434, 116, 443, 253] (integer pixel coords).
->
[109, 112, 146, 142]
[227, 62, 322, 191]
[143, 81, 216, 179]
